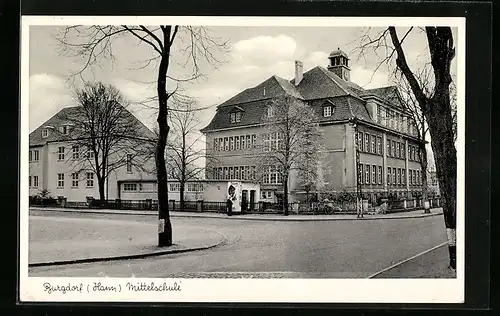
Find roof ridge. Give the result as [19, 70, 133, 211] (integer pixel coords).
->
[317, 66, 352, 96]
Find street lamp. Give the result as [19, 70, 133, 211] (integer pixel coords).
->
[349, 118, 363, 218]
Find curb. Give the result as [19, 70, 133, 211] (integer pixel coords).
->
[30, 208, 443, 222]
[29, 231, 227, 268]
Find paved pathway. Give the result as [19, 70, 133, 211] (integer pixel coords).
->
[29, 213, 225, 266]
[30, 206, 443, 221]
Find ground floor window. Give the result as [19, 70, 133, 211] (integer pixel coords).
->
[57, 173, 64, 188]
[86, 172, 94, 187]
[123, 183, 138, 191]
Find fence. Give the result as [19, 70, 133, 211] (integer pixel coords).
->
[29, 195, 442, 215]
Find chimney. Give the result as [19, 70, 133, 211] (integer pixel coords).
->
[294, 60, 303, 86]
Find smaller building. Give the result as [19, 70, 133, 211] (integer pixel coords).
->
[117, 179, 262, 210]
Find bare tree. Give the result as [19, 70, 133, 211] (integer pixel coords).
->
[56, 25, 228, 247]
[166, 100, 207, 212]
[355, 26, 457, 269]
[255, 95, 323, 216]
[396, 66, 433, 213]
[60, 82, 154, 205]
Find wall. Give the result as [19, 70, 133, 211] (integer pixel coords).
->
[30, 141, 155, 202]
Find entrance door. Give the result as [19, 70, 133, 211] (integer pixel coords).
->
[241, 190, 248, 211]
[249, 190, 255, 210]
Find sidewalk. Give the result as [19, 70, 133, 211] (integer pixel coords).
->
[371, 243, 456, 278]
[30, 206, 443, 221]
[29, 219, 226, 267]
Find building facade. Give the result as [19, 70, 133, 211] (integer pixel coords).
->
[29, 106, 156, 202]
[201, 49, 425, 203]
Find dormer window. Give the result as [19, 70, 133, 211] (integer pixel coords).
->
[60, 126, 68, 134]
[42, 129, 49, 138]
[323, 105, 332, 117]
[230, 111, 242, 123]
[267, 106, 275, 118]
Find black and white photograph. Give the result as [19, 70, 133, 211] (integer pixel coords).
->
[20, 16, 465, 303]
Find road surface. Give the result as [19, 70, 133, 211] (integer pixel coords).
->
[28, 210, 449, 278]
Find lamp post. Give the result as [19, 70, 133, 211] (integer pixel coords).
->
[350, 119, 363, 218]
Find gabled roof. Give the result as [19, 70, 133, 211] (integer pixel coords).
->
[360, 86, 406, 110]
[202, 64, 403, 133]
[29, 105, 155, 147]
[218, 75, 303, 108]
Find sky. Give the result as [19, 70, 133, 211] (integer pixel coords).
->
[28, 24, 458, 167]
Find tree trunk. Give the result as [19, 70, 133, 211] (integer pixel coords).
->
[156, 26, 173, 247]
[283, 173, 289, 216]
[420, 144, 430, 213]
[389, 26, 456, 269]
[97, 177, 106, 207]
[426, 96, 457, 268]
[179, 181, 185, 212]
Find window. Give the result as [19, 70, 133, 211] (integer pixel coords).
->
[270, 166, 277, 184]
[212, 167, 217, 179]
[391, 141, 396, 157]
[213, 139, 219, 151]
[245, 166, 251, 181]
[251, 166, 256, 180]
[411, 146, 415, 161]
[235, 111, 242, 122]
[86, 172, 94, 187]
[169, 183, 180, 192]
[223, 167, 228, 180]
[372, 165, 376, 184]
[370, 135, 375, 153]
[224, 137, 229, 151]
[261, 191, 273, 200]
[378, 166, 382, 184]
[387, 167, 391, 185]
[57, 173, 64, 188]
[34, 150, 39, 161]
[33, 176, 38, 187]
[246, 135, 251, 149]
[365, 164, 370, 184]
[72, 145, 80, 160]
[251, 134, 256, 148]
[397, 168, 401, 185]
[29, 151, 32, 162]
[187, 183, 203, 192]
[219, 138, 223, 151]
[126, 154, 132, 173]
[240, 136, 245, 150]
[357, 132, 363, 151]
[358, 164, 363, 183]
[408, 145, 412, 161]
[61, 125, 68, 135]
[402, 170, 406, 185]
[241, 166, 247, 180]
[42, 129, 49, 138]
[229, 137, 234, 151]
[86, 147, 94, 159]
[416, 147, 420, 161]
[57, 147, 65, 160]
[72, 173, 79, 187]
[229, 167, 234, 179]
[387, 140, 391, 157]
[218, 167, 222, 180]
[392, 167, 396, 185]
[400, 142, 405, 159]
[230, 112, 237, 123]
[417, 170, 420, 185]
[377, 137, 382, 155]
[364, 134, 369, 153]
[235, 167, 240, 179]
[323, 105, 332, 117]
[235, 136, 240, 150]
[29, 176, 31, 187]
[267, 106, 275, 118]
[396, 142, 400, 158]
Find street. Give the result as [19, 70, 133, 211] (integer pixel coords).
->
[28, 210, 449, 278]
